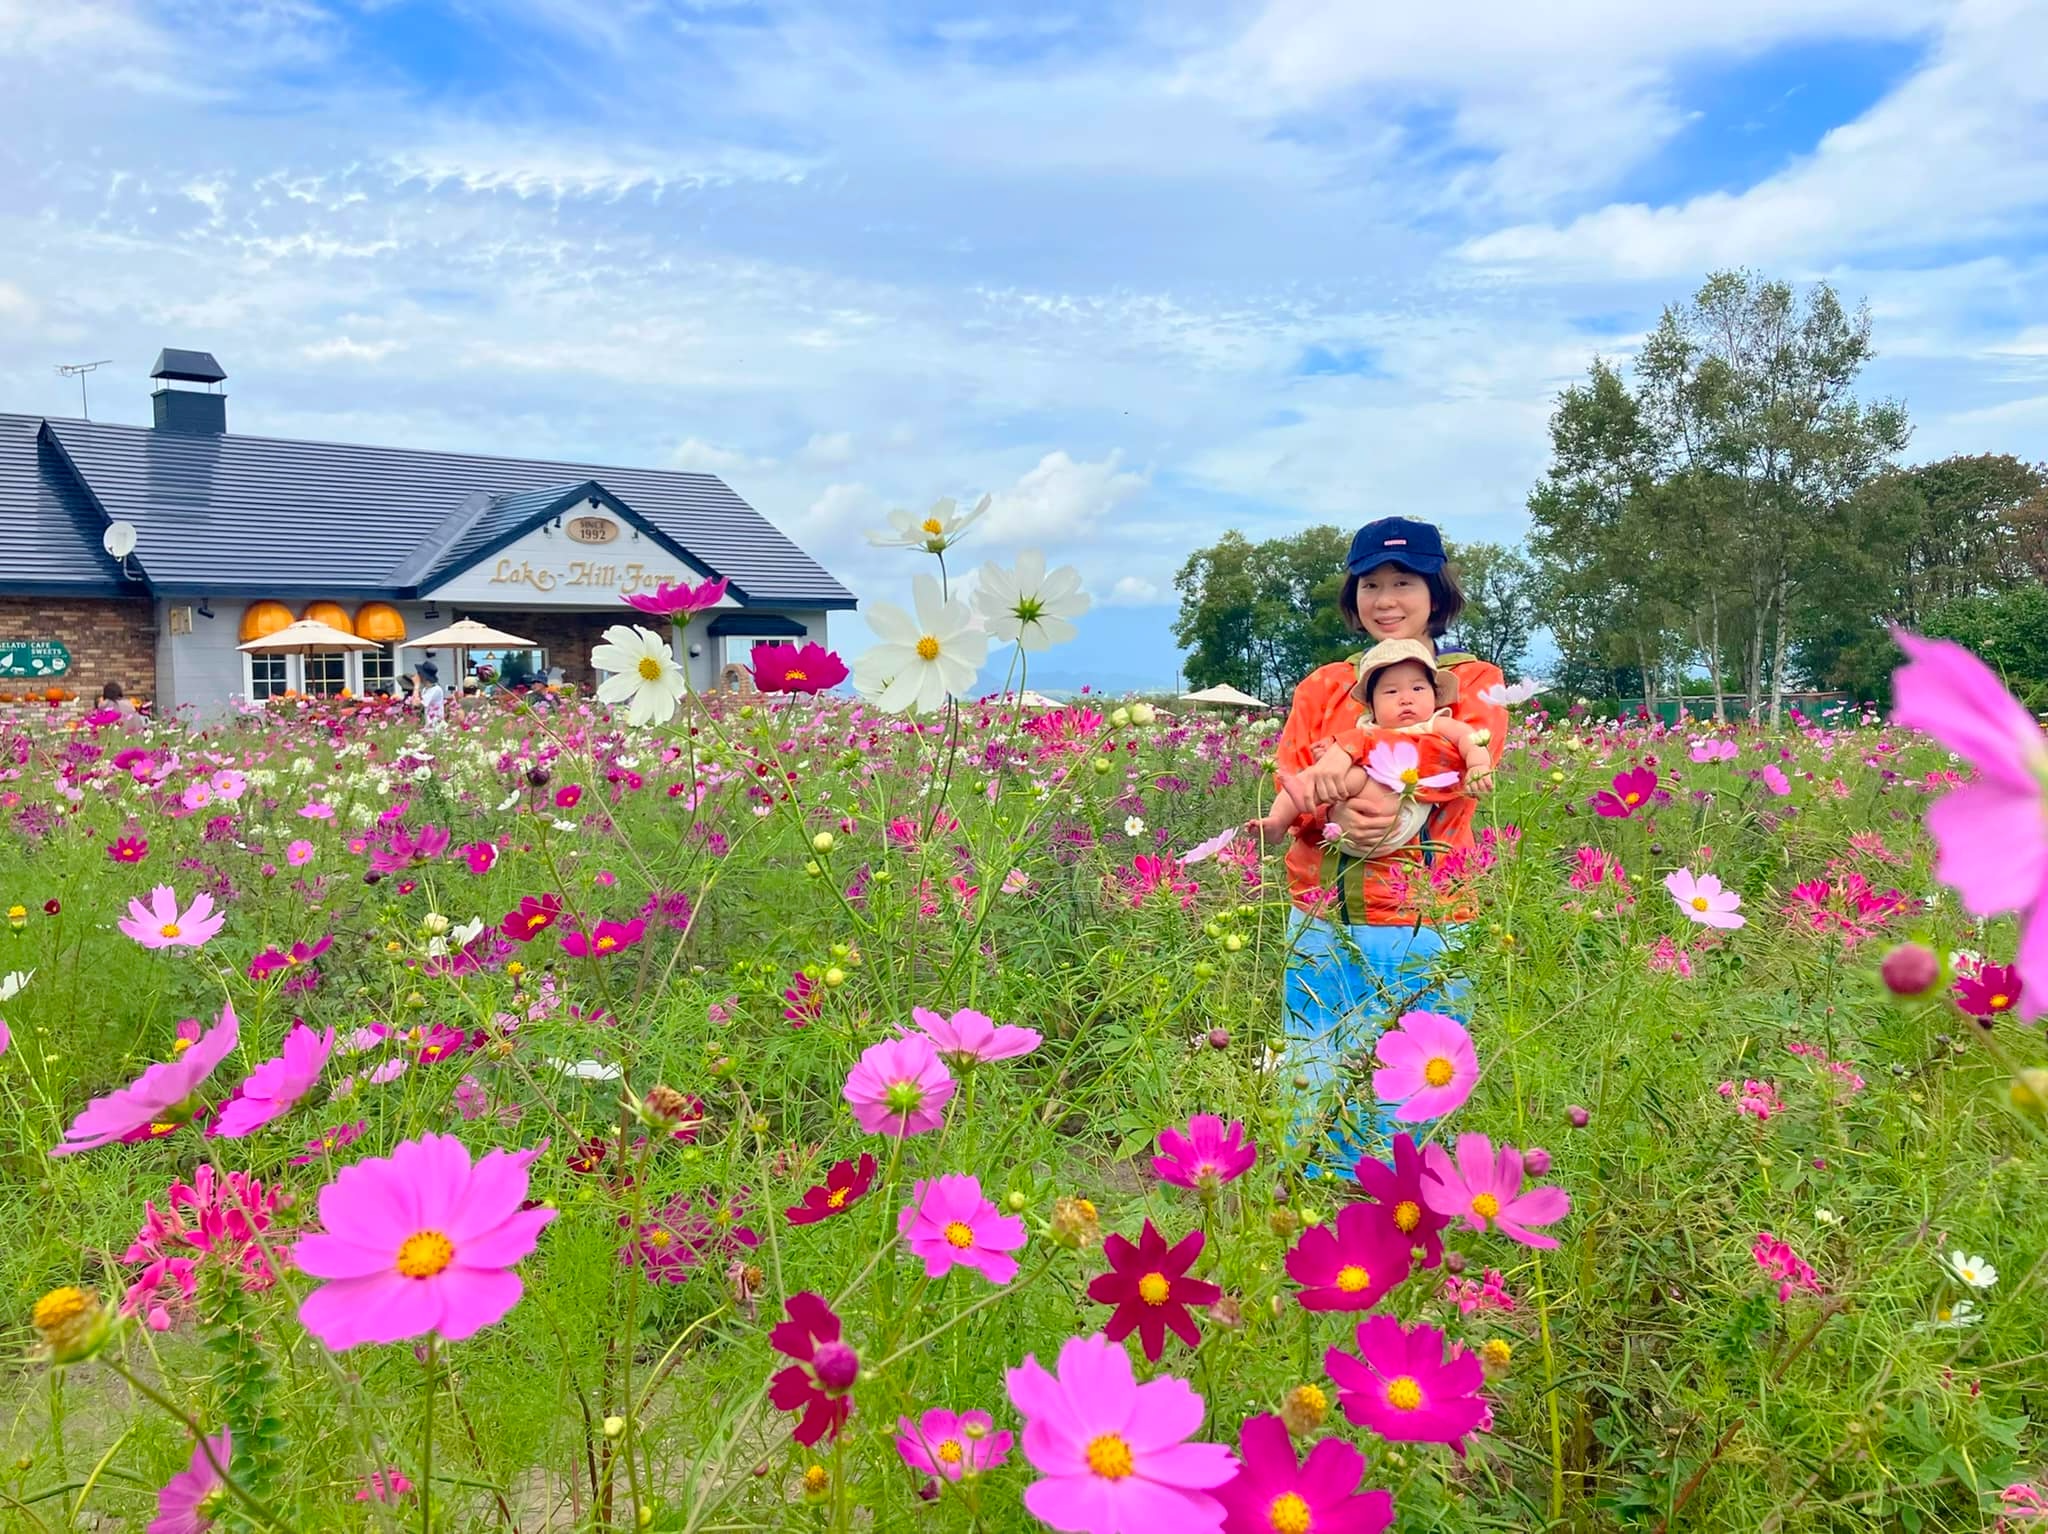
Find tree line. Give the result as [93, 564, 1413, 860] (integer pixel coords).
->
[1174, 270, 2048, 720]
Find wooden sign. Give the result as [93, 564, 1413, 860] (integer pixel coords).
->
[0, 640, 70, 678]
[567, 516, 619, 544]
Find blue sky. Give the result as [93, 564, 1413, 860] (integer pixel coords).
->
[2, 0, 2045, 691]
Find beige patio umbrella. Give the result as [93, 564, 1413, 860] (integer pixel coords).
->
[398, 618, 541, 689]
[236, 619, 377, 655]
[1180, 682, 1268, 709]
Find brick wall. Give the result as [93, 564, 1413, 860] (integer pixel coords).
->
[462, 610, 617, 689]
[0, 596, 156, 703]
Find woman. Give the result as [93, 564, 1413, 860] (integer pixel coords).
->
[409, 660, 447, 733]
[1272, 516, 1508, 1172]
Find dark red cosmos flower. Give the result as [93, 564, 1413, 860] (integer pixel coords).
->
[501, 893, 564, 943]
[567, 1135, 612, 1174]
[1086, 1218, 1220, 1362]
[749, 642, 850, 696]
[1954, 961, 2021, 1021]
[1353, 1133, 1452, 1268]
[786, 1153, 878, 1225]
[768, 1291, 857, 1446]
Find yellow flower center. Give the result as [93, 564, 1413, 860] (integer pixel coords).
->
[826, 1187, 850, 1208]
[32, 1287, 90, 1332]
[1384, 1375, 1423, 1411]
[1937, 1306, 1953, 1322]
[1137, 1271, 1171, 1305]
[650, 1230, 673, 1249]
[1334, 1264, 1370, 1293]
[784, 668, 809, 684]
[1400, 767, 1419, 787]
[636, 655, 664, 681]
[936, 1439, 963, 1465]
[803, 1464, 829, 1494]
[943, 1220, 975, 1249]
[596, 936, 616, 951]
[321, 1137, 336, 1150]
[1085, 1433, 1134, 1480]
[1423, 1056, 1455, 1087]
[920, 517, 945, 535]
[1482, 1338, 1513, 1368]
[1691, 896, 1710, 911]
[1959, 1266, 1976, 1282]
[1471, 1192, 1501, 1220]
[915, 635, 941, 662]
[396, 1230, 455, 1278]
[1267, 1492, 1313, 1534]
[1990, 994, 2009, 1010]
[159, 923, 182, 939]
[147, 1122, 177, 1137]
[171, 1037, 193, 1055]
[1624, 791, 1640, 804]
[1393, 1199, 1421, 1232]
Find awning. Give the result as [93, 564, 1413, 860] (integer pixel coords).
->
[707, 613, 808, 638]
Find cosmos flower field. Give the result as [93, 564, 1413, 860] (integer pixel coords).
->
[0, 617, 2044, 1531]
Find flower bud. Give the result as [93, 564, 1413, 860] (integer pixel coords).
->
[824, 966, 847, 989]
[1881, 943, 1940, 998]
[1207, 1028, 1230, 1050]
[637, 1505, 654, 1528]
[811, 1340, 859, 1394]
[1443, 1250, 1466, 1274]
[31, 1286, 110, 1365]
[1481, 1338, 1513, 1373]
[526, 766, 552, 787]
[1281, 1384, 1328, 1436]
[811, 831, 835, 853]
[1523, 1147, 1552, 1176]
[1566, 1105, 1590, 1129]
[603, 1415, 627, 1439]
[1268, 1208, 1299, 1238]
[422, 912, 450, 936]
[1207, 1295, 1243, 1330]
[1050, 1195, 1100, 1251]
[801, 1465, 830, 1503]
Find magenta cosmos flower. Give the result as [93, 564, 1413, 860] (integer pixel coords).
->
[49, 1005, 240, 1156]
[1665, 867, 1745, 929]
[1215, 1414, 1393, 1534]
[1325, 1314, 1487, 1451]
[844, 1035, 955, 1136]
[108, 835, 149, 864]
[561, 917, 645, 958]
[897, 1407, 1013, 1482]
[1372, 1010, 1478, 1122]
[1087, 1219, 1220, 1361]
[293, 1134, 555, 1349]
[1354, 1133, 1453, 1267]
[1954, 960, 2022, 1020]
[751, 641, 849, 695]
[769, 1291, 857, 1446]
[211, 1022, 335, 1139]
[1153, 1114, 1257, 1190]
[1421, 1133, 1571, 1249]
[899, 1174, 1027, 1284]
[1593, 764, 1657, 818]
[118, 885, 226, 950]
[1285, 1202, 1414, 1311]
[624, 574, 727, 620]
[909, 1005, 1042, 1064]
[148, 1429, 232, 1534]
[500, 893, 563, 943]
[1006, 1331, 1238, 1534]
[1893, 630, 2048, 1017]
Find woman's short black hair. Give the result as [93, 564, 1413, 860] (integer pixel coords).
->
[101, 680, 125, 701]
[1340, 560, 1466, 641]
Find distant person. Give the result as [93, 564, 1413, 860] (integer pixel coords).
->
[100, 679, 141, 722]
[409, 660, 446, 732]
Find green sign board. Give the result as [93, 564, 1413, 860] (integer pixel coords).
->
[0, 640, 71, 679]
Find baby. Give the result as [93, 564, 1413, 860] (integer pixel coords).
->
[1252, 639, 1492, 853]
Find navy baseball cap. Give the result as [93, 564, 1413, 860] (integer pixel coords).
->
[1347, 516, 1447, 577]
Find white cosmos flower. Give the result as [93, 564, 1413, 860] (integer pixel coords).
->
[546, 1056, 623, 1082]
[1942, 1250, 1998, 1290]
[1123, 815, 1146, 837]
[858, 573, 988, 714]
[1913, 1299, 1980, 1331]
[451, 916, 485, 948]
[868, 494, 992, 555]
[591, 624, 686, 727]
[0, 970, 30, 1002]
[973, 551, 1090, 651]
[1478, 679, 1546, 707]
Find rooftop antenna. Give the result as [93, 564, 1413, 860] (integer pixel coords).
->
[56, 360, 114, 420]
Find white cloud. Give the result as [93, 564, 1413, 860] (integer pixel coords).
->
[982, 450, 1148, 543]
[671, 437, 777, 476]
[300, 336, 404, 364]
[1108, 575, 1161, 605]
[798, 430, 856, 469]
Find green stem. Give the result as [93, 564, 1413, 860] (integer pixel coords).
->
[419, 1341, 435, 1534]
[102, 1361, 297, 1534]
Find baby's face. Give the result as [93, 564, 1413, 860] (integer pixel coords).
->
[1371, 660, 1436, 724]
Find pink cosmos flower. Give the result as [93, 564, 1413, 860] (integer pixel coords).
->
[843, 1036, 955, 1136]
[1372, 1010, 1478, 1122]
[211, 1023, 335, 1138]
[1365, 739, 1457, 796]
[1152, 1114, 1257, 1190]
[121, 1166, 291, 1331]
[1892, 631, 2048, 1019]
[1354, 1132, 1453, 1267]
[108, 835, 149, 863]
[1752, 1231, 1825, 1302]
[355, 1469, 415, 1503]
[293, 1134, 555, 1348]
[291, 1121, 366, 1164]
[1005, 1331, 1238, 1534]
[1955, 961, 2022, 1020]
[1325, 1314, 1488, 1451]
[560, 917, 646, 958]
[1442, 1268, 1516, 1317]
[1215, 1414, 1393, 1534]
[118, 885, 227, 950]
[899, 1174, 1027, 1284]
[180, 780, 216, 813]
[896, 1407, 1013, 1483]
[1593, 764, 1657, 818]
[750, 640, 848, 694]
[1285, 1202, 1414, 1312]
[1420, 1133, 1571, 1249]
[1715, 1078, 1784, 1121]
[624, 574, 728, 620]
[1665, 867, 1745, 929]
[285, 839, 315, 867]
[908, 1005, 1042, 1064]
[49, 1005, 241, 1156]
[462, 841, 497, 875]
[298, 802, 334, 820]
[769, 1291, 857, 1446]
[148, 1430, 232, 1534]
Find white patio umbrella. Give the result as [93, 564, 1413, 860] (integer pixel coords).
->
[236, 619, 377, 655]
[398, 618, 541, 688]
[1180, 682, 1268, 709]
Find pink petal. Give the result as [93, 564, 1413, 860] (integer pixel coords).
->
[1132, 1440, 1239, 1494]
[1122, 1372, 1205, 1452]
[292, 1232, 395, 1280]
[448, 1205, 555, 1269]
[448, 1147, 538, 1242]
[429, 1266, 526, 1341]
[299, 1271, 439, 1348]
[1926, 781, 2048, 917]
[1024, 1473, 1124, 1533]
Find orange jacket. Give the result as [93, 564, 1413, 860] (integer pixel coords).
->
[1275, 652, 1508, 924]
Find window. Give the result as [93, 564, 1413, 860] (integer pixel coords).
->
[246, 654, 290, 700]
[304, 651, 347, 696]
[361, 644, 397, 696]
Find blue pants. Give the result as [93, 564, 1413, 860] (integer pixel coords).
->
[1283, 909, 1465, 1173]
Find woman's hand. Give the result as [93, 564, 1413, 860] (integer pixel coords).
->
[1331, 790, 1399, 855]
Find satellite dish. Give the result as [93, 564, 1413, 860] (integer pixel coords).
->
[103, 521, 137, 560]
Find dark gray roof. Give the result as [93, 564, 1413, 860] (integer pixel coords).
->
[26, 417, 854, 607]
[150, 350, 227, 384]
[0, 414, 131, 594]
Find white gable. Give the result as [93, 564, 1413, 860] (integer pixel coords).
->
[424, 513, 736, 607]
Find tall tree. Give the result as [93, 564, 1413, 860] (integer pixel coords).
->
[1172, 525, 1354, 701]
[1446, 540, 1537, 675]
